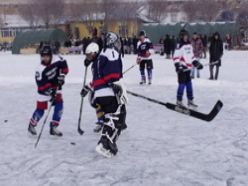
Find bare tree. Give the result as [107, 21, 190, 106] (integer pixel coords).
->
[146, 0, 168, 23]
[35, 0, 65, 28]
[68, 0, 102, 35]
[0, 16, 3, 28]
[183, 0, 221, 22]
[18, 3, 40, 29]
[236, 2, 248, 26]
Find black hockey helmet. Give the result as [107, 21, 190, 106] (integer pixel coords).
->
[139, 30, 146, 37]
[104, 32, 121, 52]
[40, 45, 52, 56]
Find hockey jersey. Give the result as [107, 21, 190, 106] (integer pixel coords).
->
[35, 56, 69, 96]
[137, 38, 153, 60]
[91, 48, 123, 97]
[173, 41, 196, 69]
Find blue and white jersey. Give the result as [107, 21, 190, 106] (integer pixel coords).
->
[91, 48, 123, 98]
[35, 55, 69, 96]
[137, 38, 153, 60]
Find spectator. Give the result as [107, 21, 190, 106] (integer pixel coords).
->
[209, 32, 223, 80]
[133, 36, 138, 54]
[171, 36, 177, 58]
[191, 32, 203, 78]
[164, 34, 171, 59]
[202, 34, 208, 59]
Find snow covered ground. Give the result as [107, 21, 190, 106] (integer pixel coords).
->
[0, 51, 247, 186]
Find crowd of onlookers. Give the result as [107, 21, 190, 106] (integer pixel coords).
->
[0, 42, 12, 51]
[63, 35, 140, 55]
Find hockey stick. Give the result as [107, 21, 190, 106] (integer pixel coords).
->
[127, 90, 223, 122]
[123, 63, 138, 74]
[35, 97, 55, 148]
[77, 67, 88, 135]
[203, 61, 220, 67]
[182, 61, 220, 73]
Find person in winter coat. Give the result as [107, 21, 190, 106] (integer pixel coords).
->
[164, 34, 172, 59]
[209, 32, 223, 80]
[191, 32, 203, 78]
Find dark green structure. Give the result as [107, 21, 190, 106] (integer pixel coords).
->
[12, 29, 66, 54]
[140, 22, 240, 44]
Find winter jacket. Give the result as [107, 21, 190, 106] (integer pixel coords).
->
[191, 38, 203, 58]
[209, 33, 223, 66]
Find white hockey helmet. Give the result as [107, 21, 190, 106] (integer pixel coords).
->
[86, 42, 99, 54]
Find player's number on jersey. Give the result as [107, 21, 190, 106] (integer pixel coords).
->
[36, 71, 42, 81]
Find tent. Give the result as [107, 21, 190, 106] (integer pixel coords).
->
[12, 29, 66, 54]
[140, 22, 240, 44]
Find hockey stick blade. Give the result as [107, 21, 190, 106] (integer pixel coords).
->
[127, 90, 223, 122]
[165, 100, 223, 122]
[78, 126, 84, 135]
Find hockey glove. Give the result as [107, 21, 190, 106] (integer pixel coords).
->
[192, 60, 203, 70]
[47, 88, 56, 101]
[81, 85, 92, 97]
[136, 57, 142, 64]
[175, 63, 186, 73]
[57, 74, 65, 86]
[84, 59, 92, 67]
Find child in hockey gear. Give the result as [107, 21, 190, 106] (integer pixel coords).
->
[81, 42, 104, 133]
[81, 33, 128, 158]
[173, 32, 203, 109]
[137, 30, 154, 85]
[29, 45, 69, 136]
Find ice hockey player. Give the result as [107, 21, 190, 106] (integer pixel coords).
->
[28, 45, 69, 136]
[81, 33, 128, 158]
[173, 31, 203, 109]
[136, 30, 154, 85]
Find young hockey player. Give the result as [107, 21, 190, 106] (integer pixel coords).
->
[173, 31, 203, 109]
[81, 33, 128, 158]
[28, 45, 69, 136]
[83, 43, 127, 134]
[137, 30, 154, 85]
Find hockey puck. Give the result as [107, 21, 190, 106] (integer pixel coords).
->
[4, 120, 8, 123]
[70, 142, 76, 145]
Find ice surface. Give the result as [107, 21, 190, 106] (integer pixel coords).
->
[0, 51, 247, 186]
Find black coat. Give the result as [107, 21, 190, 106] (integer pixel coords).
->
[209, 38, 223, 65]
[164, 37, 172, 54]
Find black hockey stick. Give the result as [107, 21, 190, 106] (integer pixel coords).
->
[35, 97, 55, 148]
[127, 90, 223, 122]
[123, 63, 138, 74]
[77, 67, 88, 135]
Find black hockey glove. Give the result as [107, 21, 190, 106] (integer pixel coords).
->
[175, 63, 187, 73]
[84, 59, 92, 67]
[81, 85, 91, 97]
[57, 74, 65, 86]
[192, 60, 203, 70]
[47, 88, 56, 101]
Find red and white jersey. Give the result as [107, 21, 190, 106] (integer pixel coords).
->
[173, 42, 196, 69]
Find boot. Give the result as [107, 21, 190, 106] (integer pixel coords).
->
[96, 136, 118, 158]
[176, 100, 186, 108]
[50, 123, 63, 137]
[140, 76, 146, 85]
[93, 121, 103, 133]
[28, 123, 37, 135]
[188, 100, 198, 109]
